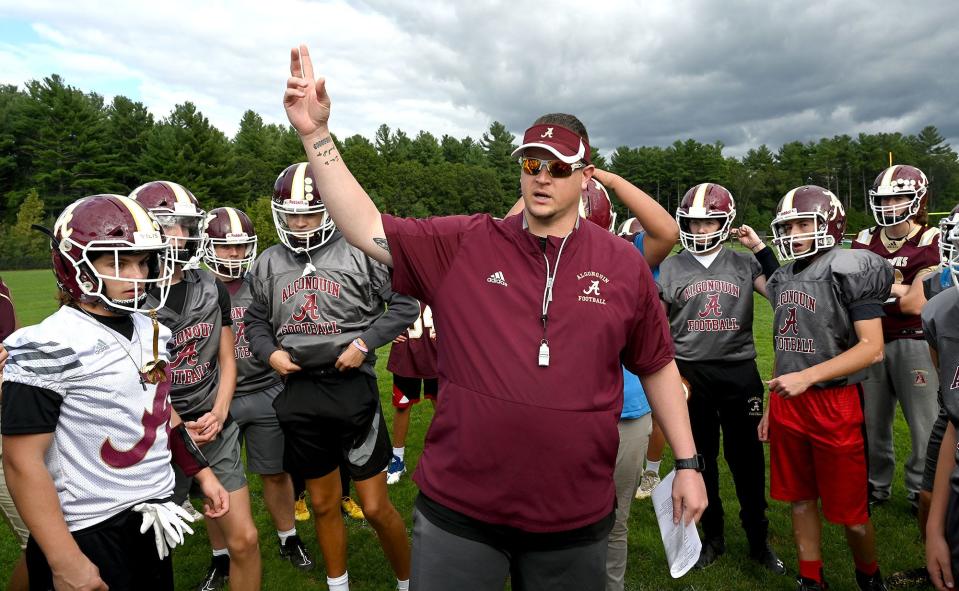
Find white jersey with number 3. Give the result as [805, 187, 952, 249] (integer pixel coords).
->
[2, 306, 175, 531]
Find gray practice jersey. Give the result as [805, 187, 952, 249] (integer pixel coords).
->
[229, 278, 281, 397]
[244, 232, 420, 377]
[765, 248, 892, 388]
[921, 287, 959, 485]
[658, 248, 762, 362]
[147, 269, 223, 417]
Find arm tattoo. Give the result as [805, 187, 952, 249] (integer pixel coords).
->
[312, 136, 332, 150]
[373, 237, 391, 253]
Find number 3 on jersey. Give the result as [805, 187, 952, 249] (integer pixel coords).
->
[406, 306, 434, 339]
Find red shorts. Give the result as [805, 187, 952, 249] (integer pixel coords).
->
[769, 383, 869, 525]
[392, 374, 438, 409]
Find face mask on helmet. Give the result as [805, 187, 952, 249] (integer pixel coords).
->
[770, 213, 835, 261]
[870, 192, 921, 227]
[153, 212, 207, 268]
[677, 213, 733, 253]
[271, 203, 336, 253]
[948, 223, 959, 292]
[939, 212, 959, 266]
[205, 235, 257, 279]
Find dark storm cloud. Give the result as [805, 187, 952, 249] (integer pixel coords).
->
[363, 0, 959, 154]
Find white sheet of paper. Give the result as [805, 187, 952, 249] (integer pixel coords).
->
[651, 470, 702, 578]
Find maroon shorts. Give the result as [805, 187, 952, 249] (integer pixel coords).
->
[769, 383, 869, 525]
[392, 374, 439, 409]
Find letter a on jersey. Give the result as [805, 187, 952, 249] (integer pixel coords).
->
[779, 307, 799, 336]
[698, 293, 723, 318]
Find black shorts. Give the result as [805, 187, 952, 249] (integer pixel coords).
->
[274, 368, 392, 481]
[392, 374, 439, 408]
[26, 504, 173, 591]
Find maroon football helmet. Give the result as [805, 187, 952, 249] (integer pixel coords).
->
[676, 183, 736, 253]
[770, 185, 846, 260]
[869, 164, 928, 227]
[617, 217, 645, 237]
[579, 178, 616, 232]
[52, 194, 173, 313]
[204, 207, 257, 279]
[272, 162, 336, 252]
[130, 180, 207, 267]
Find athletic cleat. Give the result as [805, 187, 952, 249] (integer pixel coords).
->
[294, 492, 311, 522]
[750, 542, 787, 575]
[886, 567, 930, 588]
[635, 470, 660, 500]
[182, 499, 204, 521]
[694, 537, 725, 570]
[279, 534, 315, 571]
[196, 557, 229, 591]
[341, 496, 365, 520]
[856, 569, 889, 591]
[386, 455, 406, 485]
[796, 576, 828, 591]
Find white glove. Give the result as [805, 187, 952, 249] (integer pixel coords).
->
[133, 501, 196, 560]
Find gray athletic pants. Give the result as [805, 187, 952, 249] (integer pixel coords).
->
[606, 414, 652, 591]
[863, 337, 940, 498]
[411, 508, 608, 591]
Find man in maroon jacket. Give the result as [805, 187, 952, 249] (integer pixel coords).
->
[282, 45, 707, 590]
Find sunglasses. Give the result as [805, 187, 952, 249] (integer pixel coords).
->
[519, 157, 586, 178]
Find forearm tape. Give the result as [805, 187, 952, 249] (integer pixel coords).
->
[170, 423, 209, 477]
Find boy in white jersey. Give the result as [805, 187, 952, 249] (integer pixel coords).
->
[1, 194, 227, 591]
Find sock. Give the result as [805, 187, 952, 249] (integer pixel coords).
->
[327, 572, 349, 591]
[212, 548, 230, 558]
[646, 459, 661, 475]
[855, 558, 878, 576]
[799, 560, 823, 582]
[393, 447, 405, 461]
[277, 527, 296, 543]
[396, 579, 410, 591]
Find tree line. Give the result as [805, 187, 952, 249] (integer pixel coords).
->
[1, 74, 957, 269]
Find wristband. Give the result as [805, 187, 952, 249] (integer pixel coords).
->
[351, 338, 369, 354]
[170, 423, 209, 477]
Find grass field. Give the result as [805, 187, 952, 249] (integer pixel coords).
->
[0, 267, 928, 590]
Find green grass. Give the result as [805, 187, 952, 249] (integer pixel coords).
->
[0, 268, 926, 590]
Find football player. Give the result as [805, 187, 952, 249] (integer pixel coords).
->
[385, 302, 437, 486]
[761, 185, 892, 591]
[133, 182, 261, 591]
[1, 194, 228, 590]
[243, 162, 419, 591]
[922, 221, 959, 591]
[852, 165, 941, 510]
[203, 207, 315, 572]
[657, 183, 785, 574]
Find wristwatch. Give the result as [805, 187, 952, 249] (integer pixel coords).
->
[674, 454, 705, 472]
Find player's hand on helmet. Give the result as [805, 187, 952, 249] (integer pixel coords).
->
[0, 344, 7, 374]
[133, 501, 196, 560]
[672, 469, 707, 526]
[196, 468, 230, 519]
[284, 44, 331, 138]
[927, 532, 954, 590]
[767, 371, 811, 399]
[734, 224, 763, 250]
[269, 349, 302, 377]
[51, 553, 108, 591]
[336, 340, 367, 371]
[757, 408, 770, 442]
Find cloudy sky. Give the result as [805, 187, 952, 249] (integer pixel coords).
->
[1, 0, 956, 157]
